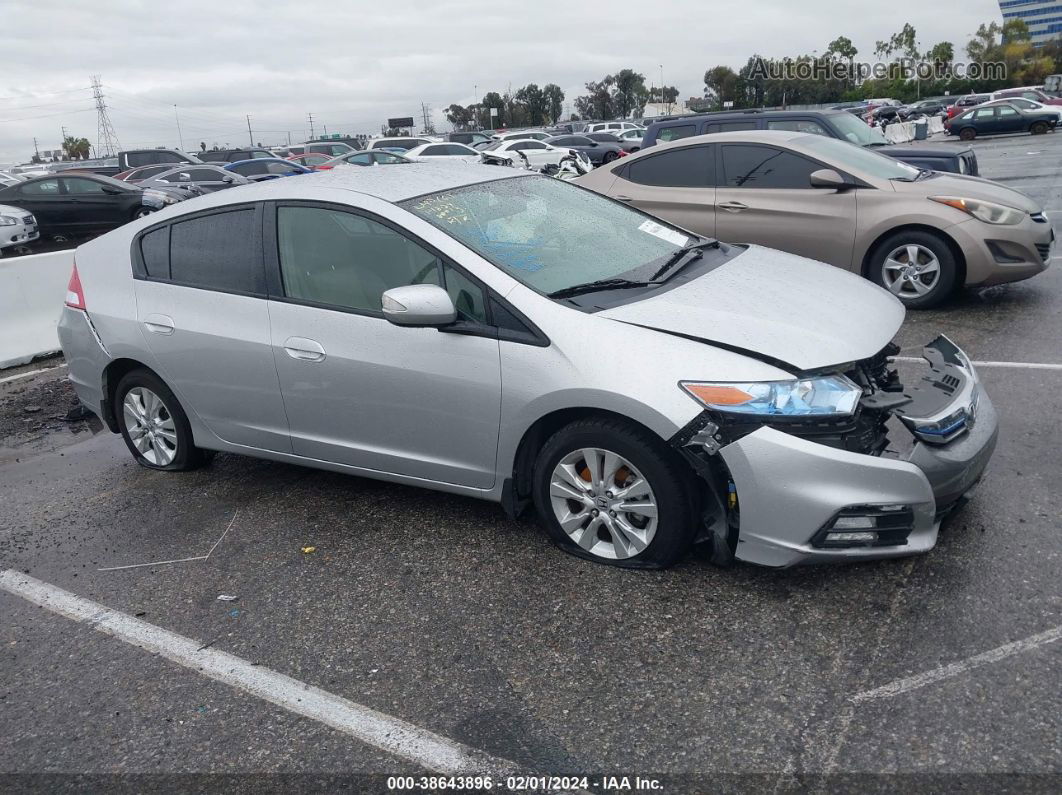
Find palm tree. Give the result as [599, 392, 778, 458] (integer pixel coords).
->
[62, 136, 92, 161]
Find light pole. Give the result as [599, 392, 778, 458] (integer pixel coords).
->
[660, 64, 664, 110]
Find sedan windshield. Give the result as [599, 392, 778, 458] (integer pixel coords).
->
[402, 175, 698, 295]
[797, 134, 921, 180]
[829, 112, 889, 147]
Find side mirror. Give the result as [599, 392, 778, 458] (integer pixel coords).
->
[809, 168, 848, 190]
[102, 186, 121, 195]
[222, 174, 235, 183]
[382, 284, 456, 327]
[588, 141, 598, 147]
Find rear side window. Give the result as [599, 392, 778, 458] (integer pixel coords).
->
[140, 227, 170, 279]
[125, 152, 154, 167]
[656, 124, 695, 142]
[169, 209, 263, 294]
[625, 146, 714, 187]
[707, 121, 758, 133]
[767, 119, 829, 136]
[721, 144, 818, 189]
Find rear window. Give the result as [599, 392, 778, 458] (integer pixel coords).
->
[168, 209, 263, 294]
[139, 227, 170, 279]
[706, 121, 758, 133]
[656, 124, 695, 142]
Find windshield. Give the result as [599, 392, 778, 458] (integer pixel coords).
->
[797, 134, 921, 180]
[828, 112, 888, 146]
[402, 175, 696, 295]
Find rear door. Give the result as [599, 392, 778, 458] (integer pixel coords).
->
[971, 106, 1000, 134]
[132, 205, 290, 451]
[607, 144, 716, 238]
[265, 202, 502, 488]
[59, 177, 129, 232]
[713, 143, 857, 267]
[995, 104, 1023, 132]
[9, 178, 66, 231]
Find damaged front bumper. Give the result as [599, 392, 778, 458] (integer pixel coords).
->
[701, 336, 997, 567]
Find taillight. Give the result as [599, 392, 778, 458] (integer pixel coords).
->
[618, 150, 629, 157]
[65, 262, 86, 310]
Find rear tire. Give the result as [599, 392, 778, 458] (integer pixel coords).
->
[133, 207, 155, 220]
[114, 369, 209, 471]
[869, 230, 959, 309]
[959, 127, 976, 141]
[1030, 121, 1048, 135]
[603, 150, 619, 163]
[532, 417, 697, 569]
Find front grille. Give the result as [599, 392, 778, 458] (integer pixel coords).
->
[1036, 242, 1051, 263]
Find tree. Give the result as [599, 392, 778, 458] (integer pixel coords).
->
[542, 83, 564, 124]
[574, 77, 615, 120]
[826, 35, 858, 61]
[611, 69, 649, 118]
[875, 22, 918, 61]
[966, 22, 1001, 62]
[703, 65, 741, 108]
[514, 83, 549, 126]
[62, 135, 91, 161]
[481, 91, 505, 127]
[445, 103, 474, 130]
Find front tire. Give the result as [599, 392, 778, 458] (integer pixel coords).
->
[115, 369, 208, 471]
[959, 127, 976, 141]
[1030, 121, 1048, 135]
[603, 150, 619, 163]
[869, 230, 959, 309]
[133, 207, 156, 220]
[532, 417, 697, 568]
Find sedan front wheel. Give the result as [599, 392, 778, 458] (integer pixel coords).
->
[870, 231, 958, 309]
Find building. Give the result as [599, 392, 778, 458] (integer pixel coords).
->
[999, 0, 1062, 46]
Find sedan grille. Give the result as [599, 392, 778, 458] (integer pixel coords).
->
[1035, 242, 1051, 263]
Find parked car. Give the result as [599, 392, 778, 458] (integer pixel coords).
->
[0, 171, 27, 187]
[480, 139, 572, 169]
[223, 158, 313, 182]
[547, 122, 588, 134]
[323, 151, 413, 167]
[58, 164, 998, 569]
[0, 173, 179, 241]
[585, 121, 644, 133]
[115, 164, 195, 183]
[117, 149, 201, 172]
[366, 137, 436, 152]
[946, 95, 992, 119]
[544, 134, 627, 165]
[198, 148, 275, 163]
[0, 204, 39, 255]
[282, 142, 358, 158]
[286, 152, 336, 169]
[490, 130, 552, 142]
[576, 130, 1053, 308]
[616, 128, 646, 150]
[139, 165, 251, 194]
[446, 131, 495, 149]
[402, 142, 482, 163]
[989, 87, 1062, 107]
[871, 143, 978, 175]
[584, 131, 638, 153]
[944, 102, 1058, 140]
[977, 97, 1062, 122]
[898, 99, 948, 119]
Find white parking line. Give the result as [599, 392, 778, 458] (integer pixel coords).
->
[0, 363, 67, 385]
[0, 569, 520, 776]
[851, 625, 1062, 704]
[892, 356, 1062, 371]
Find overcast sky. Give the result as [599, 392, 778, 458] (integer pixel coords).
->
[0, 0, 1003, 164]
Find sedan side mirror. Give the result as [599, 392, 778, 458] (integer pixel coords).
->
[382, 284, 457, 327]
[809, 168, 849, 190]
[222, 174, 235, 183]
[102, 186, 122, 195]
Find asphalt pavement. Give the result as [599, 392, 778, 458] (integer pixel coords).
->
[1, 131, 1059, 793]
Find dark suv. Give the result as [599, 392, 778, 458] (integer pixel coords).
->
[641, 109, 978, 175]
[197, 148, 275, 163]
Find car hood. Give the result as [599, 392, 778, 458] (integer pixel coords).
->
[598, 245, 905, 372]
[889, 172, 1042, 213]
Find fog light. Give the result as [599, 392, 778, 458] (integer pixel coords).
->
[825, 531, 877, 544]
[832, 515, 876, 530]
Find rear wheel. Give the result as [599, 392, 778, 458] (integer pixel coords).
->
[1030, 121, 1048, 135]
[869, 230, 958, 309]
[133, 207, 155, 220]
[115, 369, 209, 471]
[532, 417, 697, 568]
[959, 127, 976, 141]
[603, 150, 619, 163]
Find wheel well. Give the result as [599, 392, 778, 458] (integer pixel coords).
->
[861, 224, 966, 289]
[100, 358, 159, 432]
[504, 408, 680, 519]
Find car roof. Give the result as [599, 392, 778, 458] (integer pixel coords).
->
[145, 161, 527, 216]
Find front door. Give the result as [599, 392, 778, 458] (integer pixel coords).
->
[713, 143, 858, 268]
[267, 202, 502, 489]
[60, 177, 128, 232]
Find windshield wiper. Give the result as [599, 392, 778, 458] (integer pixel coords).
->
[547, 278, 655, 299]
[648, 239, 719, 282]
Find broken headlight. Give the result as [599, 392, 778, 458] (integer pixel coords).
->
[680, 375, 862, 418]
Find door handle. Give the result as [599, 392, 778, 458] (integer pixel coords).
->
[717, 201, 749, 213]
[143, 314, 175, 335]
[283, 336, 326, 362]
[614, 195, 634, 202]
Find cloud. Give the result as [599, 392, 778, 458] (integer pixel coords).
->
[0, 0, 1002, 162]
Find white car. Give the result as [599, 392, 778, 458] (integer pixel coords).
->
[0, 203, 39, 254]
[0, 171, 27, 187]
[490, 130, 552, 142]
[480, 139, 571, 169]
[586, 122, 644, 133]
[616, 128, 646, 148]
[402, 142, 481, 163]
[977, 97, 1062, 121]
[366, 137, 440, 152]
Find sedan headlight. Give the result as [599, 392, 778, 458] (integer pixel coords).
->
[929, 196, 1025, 225]
[0, 215, 17, 226]
[143, 190, 177, 206]
[680, 375, 862, 418]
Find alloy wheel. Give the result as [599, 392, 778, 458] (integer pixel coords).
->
[122, 387, 178, 466]
[881, 243, 941, 300]
[548, 447, 658, 560]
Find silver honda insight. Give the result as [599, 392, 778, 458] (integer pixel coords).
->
[57, 163, 997, 568]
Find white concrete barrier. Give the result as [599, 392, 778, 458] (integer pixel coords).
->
[884, 121, 916, 143]
[0, 249, 75, 369]
[928, 117, 945, 135]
